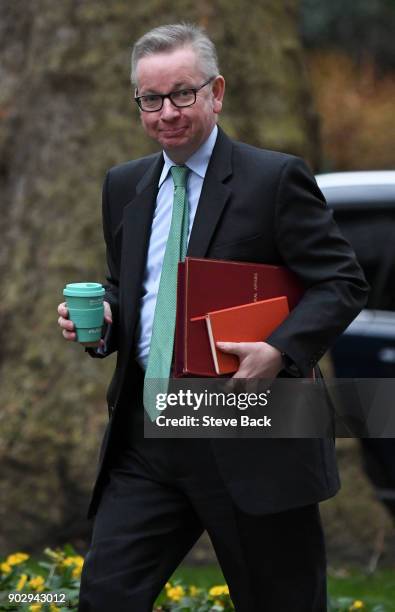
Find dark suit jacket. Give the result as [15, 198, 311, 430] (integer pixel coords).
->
[86, 127, 369, 518]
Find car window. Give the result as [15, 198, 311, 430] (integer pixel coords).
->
[332, 209, 395, 312]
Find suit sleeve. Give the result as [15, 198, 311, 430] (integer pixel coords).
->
[266, 157, 369, 375]
[86, 171, 120, 359]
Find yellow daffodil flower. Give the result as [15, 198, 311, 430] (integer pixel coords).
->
[28, 575, 45, 591]
[16, 573, 28, 590]
[350, 601, 364, 610]
[29, 605, 42, 612]
[0, 562, 12, 574]
[63, 555, 84, 578]
[166, 585, 185, 601]
[6, 553, 29, 566]
[209, 585, 229, 597]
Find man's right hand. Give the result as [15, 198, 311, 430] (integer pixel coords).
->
[57, 301, 113, 347]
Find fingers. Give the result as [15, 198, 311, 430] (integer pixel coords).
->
[216, 341, 246, 356]
[232, 365, 253, 380]
[57, 302, 68, 318]
[57, 299, 111, 343]
[57, 301, 76, 341]
[216, 342, 244, 386]
[58, 319, 76, 341]
[103, 300, 113, 324]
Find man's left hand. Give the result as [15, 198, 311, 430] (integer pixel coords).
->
[216, 341, 283, 379]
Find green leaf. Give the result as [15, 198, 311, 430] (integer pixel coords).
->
[37, 562, 53, 570]
[63, 544, 78, 556]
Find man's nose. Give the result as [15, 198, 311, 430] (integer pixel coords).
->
[161, 97, 181, 119]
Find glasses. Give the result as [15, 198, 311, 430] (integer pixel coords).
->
[134, 77, 215, 112]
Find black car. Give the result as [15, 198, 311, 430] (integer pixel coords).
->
[316, 170, 395, 519]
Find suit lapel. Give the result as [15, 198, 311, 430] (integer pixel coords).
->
[120, 154, 163, 338]
[187, 127, 233, 257]
[119, 128, 233, 341]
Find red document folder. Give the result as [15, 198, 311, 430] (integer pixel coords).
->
[174, 257, 304, 377]
[203, 297, 290, 375]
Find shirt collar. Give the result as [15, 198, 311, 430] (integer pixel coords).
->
[158, 124, 218, 188]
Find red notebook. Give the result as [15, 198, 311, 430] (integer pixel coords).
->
[174, 257, 304, 377]
[203, 297, 289, 374]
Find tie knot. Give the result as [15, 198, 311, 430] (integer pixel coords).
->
[170, 165, 189, 188]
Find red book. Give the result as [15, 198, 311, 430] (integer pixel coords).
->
[174, 257, 304, 377]
[203, 297, 290, 374]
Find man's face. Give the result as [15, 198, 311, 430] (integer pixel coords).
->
[135, 46, 225, 163]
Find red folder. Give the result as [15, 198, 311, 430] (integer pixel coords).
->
[203, 296, 289, 374]
[174, 257, 304, 377]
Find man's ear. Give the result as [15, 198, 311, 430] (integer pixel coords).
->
[212, 75, 225, 114]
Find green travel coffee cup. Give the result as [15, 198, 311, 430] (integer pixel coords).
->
[63, 282, 105, 344]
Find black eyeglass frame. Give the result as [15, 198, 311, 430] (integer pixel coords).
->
[134, 77, 216, 112]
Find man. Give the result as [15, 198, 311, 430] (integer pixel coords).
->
[58, 23, 368, 612]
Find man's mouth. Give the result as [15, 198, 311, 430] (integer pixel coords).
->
[160, 126, 187, 136]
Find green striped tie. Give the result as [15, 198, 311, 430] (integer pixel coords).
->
[144, 165, 190, 421]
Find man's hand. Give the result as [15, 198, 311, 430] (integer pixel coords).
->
[57, 300, 112, 347]
[216, 341, 283, 379]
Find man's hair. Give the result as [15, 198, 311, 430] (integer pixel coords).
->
[131, 23, 219, 86]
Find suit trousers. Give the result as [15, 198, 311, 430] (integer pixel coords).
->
[79, 385, 327, 612]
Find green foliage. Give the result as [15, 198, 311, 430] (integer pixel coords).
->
[1, 549, 393, 612]
[328, 569, 395, 612]
[329, 600, 384, 612]
[155, 581, 233, 611]
[0, 546, 82, 610]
